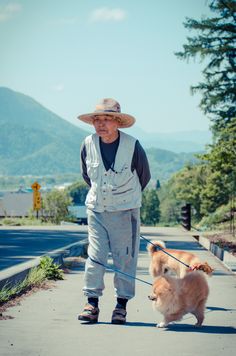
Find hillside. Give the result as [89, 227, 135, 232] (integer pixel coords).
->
[0, 87, 199, 180]
[146, 147, 198, 181]
[0, 87, 89, 175]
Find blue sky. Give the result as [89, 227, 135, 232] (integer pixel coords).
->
[0, 0, 212, 133]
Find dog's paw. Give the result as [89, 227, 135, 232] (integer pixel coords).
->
[156, 321, 167, 328]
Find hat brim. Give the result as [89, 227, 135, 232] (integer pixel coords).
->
[77, 112, 135, 128]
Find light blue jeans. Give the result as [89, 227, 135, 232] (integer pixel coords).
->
[83, 208, 140, 300]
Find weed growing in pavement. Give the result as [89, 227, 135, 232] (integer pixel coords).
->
[0, 257, 63, 305]
[0, 267, 45, 304]
[39, 256, 64, 280]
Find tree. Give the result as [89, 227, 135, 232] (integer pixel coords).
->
[172, 164, 209, 220]
[141, 189, 161, 226]
[42, 189, 72, 224]
[200, 170, 230, 215]
[66, 181, 89, 204]
[175, 0, 236, 227]
[176, 0, 236, 134]
[200, 121, 236, 214]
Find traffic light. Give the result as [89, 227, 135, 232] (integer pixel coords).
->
[181, 204, 191, 230]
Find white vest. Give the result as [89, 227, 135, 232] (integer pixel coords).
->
[84, 131, 142, 212]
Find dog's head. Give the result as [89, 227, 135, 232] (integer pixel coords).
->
[148, 276, 174, 305]
[148, 292, 157, 301]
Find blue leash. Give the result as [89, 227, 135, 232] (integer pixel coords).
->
[140, 235, 190, 269]
[89, 256, 153, 287]
[88, 235, 190, 287]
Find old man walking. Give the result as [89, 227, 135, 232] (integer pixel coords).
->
[77, 98, 151, 324]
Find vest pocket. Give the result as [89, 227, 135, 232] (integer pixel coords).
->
[112, 189, 134, 205]
[87, 162, 99, 180]
[112, 167, 133, 187]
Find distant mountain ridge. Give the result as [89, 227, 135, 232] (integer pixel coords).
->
[126, 126, 211, 153]
[0, 87, 202, 180]
[0, 87, 88, 175]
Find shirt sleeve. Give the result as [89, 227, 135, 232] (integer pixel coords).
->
[131, 140, 151, 190]
[80, 142, 91, 187]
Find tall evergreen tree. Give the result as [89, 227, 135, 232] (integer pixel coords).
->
[141, 189, 161, 226]
[175, 0, 236, 225]
[176, 0, 236, 134]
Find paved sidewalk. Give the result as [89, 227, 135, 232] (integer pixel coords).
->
[0, 227, 236, 356]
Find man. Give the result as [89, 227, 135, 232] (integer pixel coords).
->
[77, 98, 151, 324]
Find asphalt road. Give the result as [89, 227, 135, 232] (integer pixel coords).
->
[0, 225, 88, 271]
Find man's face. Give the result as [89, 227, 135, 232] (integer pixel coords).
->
[93, 115, 119, 140]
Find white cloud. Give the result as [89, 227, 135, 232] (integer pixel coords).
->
[90, 7, 126, 22]
[52, 84, 64, 92]
[0, 3, 21, 23]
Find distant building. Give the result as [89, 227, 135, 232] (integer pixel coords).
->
[0, 191, 33, 217]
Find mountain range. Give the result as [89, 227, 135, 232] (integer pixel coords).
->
[0, 87, 209, 181]
[0, 87, 88, 175]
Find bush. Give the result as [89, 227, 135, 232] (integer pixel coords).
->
[198, 203, 233, 229]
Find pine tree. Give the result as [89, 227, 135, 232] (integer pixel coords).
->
[176, 0, 236, 134]
[176, 0, 236, 230]
[141, 189, 161, 226]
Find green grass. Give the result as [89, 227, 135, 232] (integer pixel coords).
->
[0, 217, 54, 226]
[0, 267, 46, 304]
[0, 257, 64, 304]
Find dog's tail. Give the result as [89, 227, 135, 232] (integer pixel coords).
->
[189, 262, 214, 275]
[147, 240, 166, 255]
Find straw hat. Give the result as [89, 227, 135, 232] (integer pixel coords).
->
[77, 98, 135, 128]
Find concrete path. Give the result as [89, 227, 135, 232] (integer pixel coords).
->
[0, 227, 236, 356]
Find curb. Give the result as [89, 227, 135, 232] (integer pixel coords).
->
[0, 238, 88, 290]
[193, 234, 236, 273]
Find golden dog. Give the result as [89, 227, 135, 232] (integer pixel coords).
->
[149, 271, 209, 328]
[147, 240, 213, 278]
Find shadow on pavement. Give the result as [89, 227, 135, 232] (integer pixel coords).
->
[206, 306, 236, 312]
[80, 321, 157, 327]
[79, 321, 236, 333]
[166, 323, 236, 334]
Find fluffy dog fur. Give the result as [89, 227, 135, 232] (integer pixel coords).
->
[147, 240, 213, 278]
[149, 271, 209, 328]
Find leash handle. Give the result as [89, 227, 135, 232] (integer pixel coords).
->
[140, 235, 190, 269]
